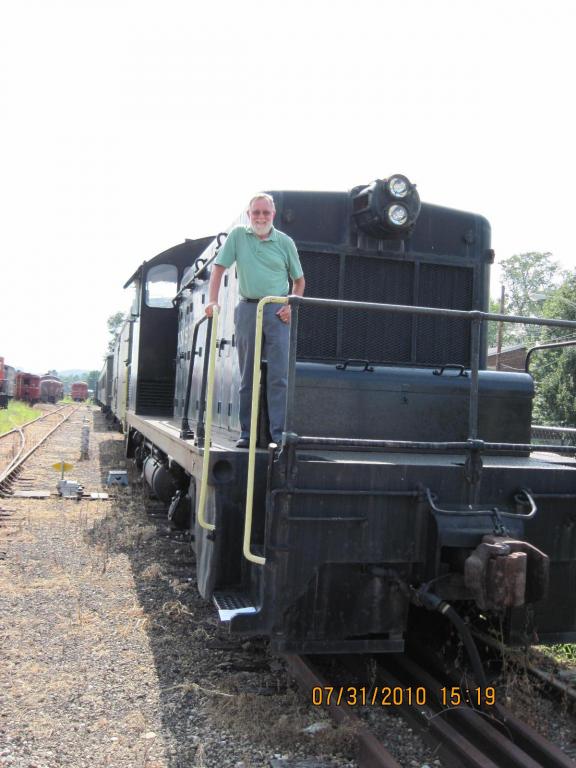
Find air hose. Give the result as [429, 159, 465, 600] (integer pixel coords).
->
[416, 588, 489, 691]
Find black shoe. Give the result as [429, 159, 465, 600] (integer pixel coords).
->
[235, 437, 249, 448]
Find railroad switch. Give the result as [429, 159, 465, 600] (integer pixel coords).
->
[57, 479, 84, 499]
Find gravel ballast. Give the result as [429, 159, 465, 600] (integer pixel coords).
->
[2, 406, 574, 768]
[0, 408, 357, 768]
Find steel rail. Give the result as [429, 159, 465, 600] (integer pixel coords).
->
[340, 654, 502, 768]
[0, 405, 76, 484]
[0, 404, 79, 488]
[390, 654, 576, 768]
[0, 403, 71, 440]
[0, 426, 26, 482]
[471, 627, 576, 709]
[332, 649, 576, 768]
[284, 655, 403, 768]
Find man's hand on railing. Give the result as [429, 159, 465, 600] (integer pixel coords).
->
[276, 304, 291, 323]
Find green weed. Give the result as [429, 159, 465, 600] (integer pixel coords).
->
[0, 400, 41, 435]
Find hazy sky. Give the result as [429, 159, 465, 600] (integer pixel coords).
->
[1, 0, 574, 373]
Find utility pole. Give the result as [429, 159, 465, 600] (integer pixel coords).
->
[496, 285, 505, 371]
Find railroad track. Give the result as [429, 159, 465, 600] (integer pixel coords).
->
[286, 653, 576, 768]
[471, 627, 576, 711]
[0, 404, 80, 493]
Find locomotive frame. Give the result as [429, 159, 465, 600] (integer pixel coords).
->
[101, 177, 576, 654]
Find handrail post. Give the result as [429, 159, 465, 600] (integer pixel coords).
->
[196, 315, 214, 448]
[468, 315, 482, 440]
[466, 314, 484, 505]
[283, 297, 300, 443]
[243, 296, 288, 566]
[197, 308, 219, 532]
[180, 315, 207, 439]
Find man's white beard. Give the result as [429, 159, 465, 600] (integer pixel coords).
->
[252, 221, 272, 237]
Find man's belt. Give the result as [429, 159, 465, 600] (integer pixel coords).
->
[240, 296, 288, 304]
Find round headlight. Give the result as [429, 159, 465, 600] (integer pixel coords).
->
[388, 204, 409, 227]
[388, 175, 410, 199]
[351, 174, 421, 238]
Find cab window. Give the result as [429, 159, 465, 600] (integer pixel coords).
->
[145, 264, 178, 308]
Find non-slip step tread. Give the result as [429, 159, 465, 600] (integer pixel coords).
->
[213, 591, 257, 622]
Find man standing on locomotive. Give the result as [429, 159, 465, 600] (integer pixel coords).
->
[205, 193, 305, 448]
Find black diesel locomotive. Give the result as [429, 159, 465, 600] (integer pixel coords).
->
[102, 175, 576, 654]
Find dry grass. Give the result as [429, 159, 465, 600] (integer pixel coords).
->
[207, 682, 357, 756]
[1, 409, 360, 768]
[161, 599, 195, 621]
[142, 562, 165, 580]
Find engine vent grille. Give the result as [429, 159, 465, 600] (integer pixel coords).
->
[136, 379, 174, 415]
[415, 263, 473, 365]
[296, 252, 474, 366]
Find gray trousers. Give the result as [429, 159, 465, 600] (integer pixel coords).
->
[234, 301, 290, 443]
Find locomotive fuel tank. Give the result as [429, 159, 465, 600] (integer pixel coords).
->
[142, 454, 187, 503]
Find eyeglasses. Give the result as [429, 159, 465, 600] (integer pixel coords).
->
[250, 209, 273, 217]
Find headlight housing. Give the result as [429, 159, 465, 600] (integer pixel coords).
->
[351, 173, 421, 238]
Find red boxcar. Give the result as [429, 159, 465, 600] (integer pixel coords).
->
[71, 381, 88, 402]
[40, 375, 64, 403]
[15, 372, 41, 404]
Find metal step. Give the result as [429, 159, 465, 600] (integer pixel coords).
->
[213, 591, 257, 622]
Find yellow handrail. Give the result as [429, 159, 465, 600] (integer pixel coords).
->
[197, 307, 220, 532]
[243, 296, 288, 565]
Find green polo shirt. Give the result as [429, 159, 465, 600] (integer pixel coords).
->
[214, 225, 304, 300]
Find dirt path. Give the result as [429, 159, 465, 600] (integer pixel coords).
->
[0, 408, 353, 768]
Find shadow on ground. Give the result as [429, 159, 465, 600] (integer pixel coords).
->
[87, 419, 352, 768]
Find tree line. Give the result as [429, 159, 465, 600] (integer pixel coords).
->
[489, 251, 576, 427]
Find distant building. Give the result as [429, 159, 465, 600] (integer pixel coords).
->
[487, 344, 527, 371]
